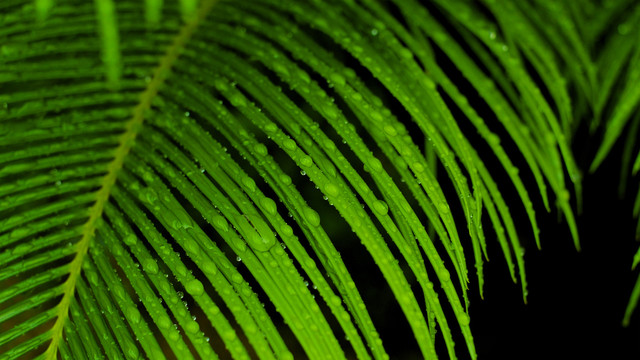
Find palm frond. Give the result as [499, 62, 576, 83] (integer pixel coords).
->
[0, 0, 618, 359]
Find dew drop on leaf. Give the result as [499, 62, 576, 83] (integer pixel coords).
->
[176, 264, 188, 277]
[330, 72, 346, 86]
[280, 174, 292, 185]
[324, 183, 339, 197]
[185, 320, 200, 334]
[372, 200, 389, 215]
[330, 295, 342, 306]
[297, 69, 311, 84]
[245, 216, 276, 252]
[202, 260, 217, 275]
[157, 315, 172, 330]
[11, 242, 31, 255]
[439, 268, 451, 282]
[283, 139, 297, 151]
[383, 124, 397, 136]
[144, 188, 158, 204]
[125, 342, 139, 359]
[87, 271, 99, 286]
[231, 273, 243, 284]
[127, 306, 141, 325]
[280, 224, 293, 237]
[303, 206, 321, 227]
[230, 93, 247, 107]
[324, 104, 339, 120]
[399, 47, 413, 59]
[232, 235, 247, 253]
[459, 313, 470, 326]
[242, 177, 256, 192]
[299, 155, 313, 167]
[254, 143, 268, 156]
[185, 279, 204, 296]
[223, 329, 237, 341]
[123, 234, 137, 246]
[438, 203, 450, 214]
[260, 197, 278, 215]
[212, 215, 229, 232]
[169, 330, 180, 341]
[369, 157, 383, 173]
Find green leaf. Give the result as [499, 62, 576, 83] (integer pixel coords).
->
[6, 0, 634, 359]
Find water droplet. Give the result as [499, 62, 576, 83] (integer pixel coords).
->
[264, 123, 278, 134]
[438, 202, 450, 214]
[368, 157, 383, 173]
[223, 330, 236, 341]
[144, 188, 158, 204]
[487, 134, 500, 145]
[230, 93, 247, 107]
[459, 313, 470, 326]
[280, 174, 292, 185]
[324, 104, 339, 120]
[303, 207, 321, 227]
[299, 155, 313, 167]
[618, 23, 632, 35]
[254, 143, 268, 156]
[185, 320, 200, 334]
[274, 224, 291, 239]
[298, 69, 311, 84]
[169, 330, 180, 341]
[127, 306, 141, 325]
[372, 200, 389, 215]
[330, 73, 346, 86]
[185, 279, 204, 296]
[439, 268, 451, 282]
[242, 177, 257, 192]
[157, 315, 172, 329]
[324, 183, 339, 197]
[260, 197, 277, 215]
[202, 261, 217, 275]
[212, 215, 229, 232]
[273, 62, 290, 77]
[399, 48, 413, 59]
[176, 264, 188, 277]
[143, 259, 159, 275]
[371, 28, 378, 36]
[383, 124, 397, 136]
[10, 228, 29, 241]
[283, 139, 297, 151]
[123, 235, 137, 246]
[125, 341, 139, 359]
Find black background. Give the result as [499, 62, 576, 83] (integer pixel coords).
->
[359, 128, 640, 360]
